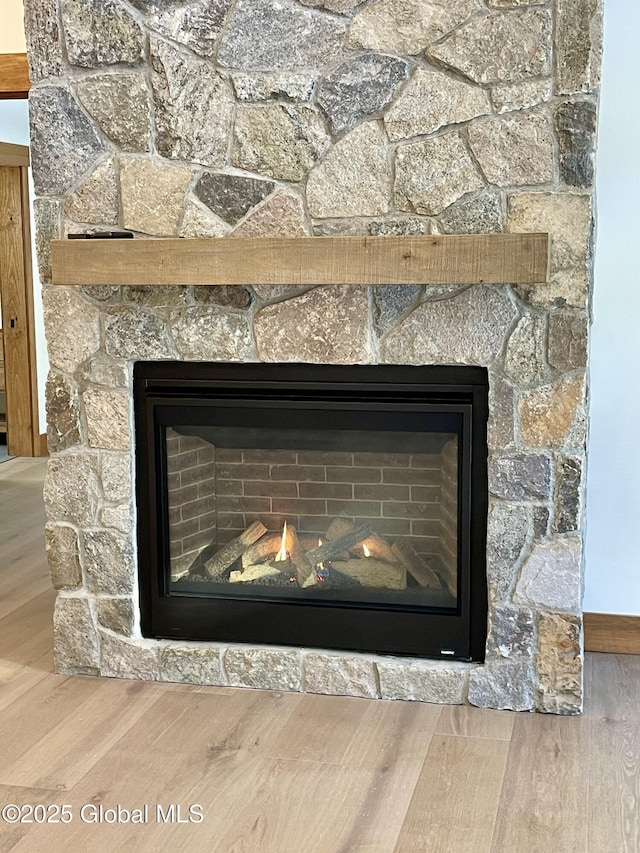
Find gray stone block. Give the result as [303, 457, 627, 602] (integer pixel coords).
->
[319, 53, 409, 135]
[76, 74, 151, 152]
[486, 606, 535, 660]
[30, 85, 106, 197]
[24, 0, 64, 82]
[96, 597, 135, 636]
[489, 453, 552, 501]
[170, 308, 254, 361]
[514, 538, 582, 612]
[46, 372, 82, 453]
[468, 660, 536, 711]
[380, 285, 517, 367]
[377, 659, 470, 704]
[160, 646, 226, 685]
[44, 453, 101, 528]
[100, 632, 159, 680]
[547, 313, 588, 372]
[486, 501, 530, 603]
[46, 524, 83, 590]
[553, 456, 583, 534]
[54, 595, 100, 674]
[303, 653, 379, 698]
[104, 306, 175, 360]
[148, 0, 233, 58]
[82, 530, 135, 595]
[224, 647, 302, 692]
[438, 191, 503, 235]
[62, 0, 145, 67]
[195, 173, 275, 226]
[555, 100, 597, 187]
[219, 0, 347, 71]
[150, 37, 234, 168]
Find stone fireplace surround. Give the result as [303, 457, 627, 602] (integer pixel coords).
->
[28, 0, 601, 714]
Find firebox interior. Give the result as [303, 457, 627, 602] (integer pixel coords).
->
[134, 362, 488, 661]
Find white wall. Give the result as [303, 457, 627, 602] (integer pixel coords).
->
[0, 99, 49, 434]
[584, 0, 640, 614]
[0, 0, 26, 54]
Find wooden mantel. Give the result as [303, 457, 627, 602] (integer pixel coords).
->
[0, 54, 31, 99]
[50, 234, 549, 287]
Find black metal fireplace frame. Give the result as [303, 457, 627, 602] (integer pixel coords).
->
[134, 362, 489, 661]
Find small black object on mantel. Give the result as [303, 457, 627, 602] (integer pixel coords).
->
[67, 231, 134, 240]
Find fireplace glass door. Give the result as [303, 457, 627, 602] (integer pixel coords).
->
[135, 362, 488, 660]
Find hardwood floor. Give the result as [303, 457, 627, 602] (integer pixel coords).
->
[1, 457, 639, 852]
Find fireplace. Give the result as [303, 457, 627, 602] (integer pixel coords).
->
[29, 0, 599, 713]
[134, 362, 488, 660]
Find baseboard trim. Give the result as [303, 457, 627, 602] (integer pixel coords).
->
[584, 612, 640, 655]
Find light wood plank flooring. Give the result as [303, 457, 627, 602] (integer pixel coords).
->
[1, 457, 639, 852]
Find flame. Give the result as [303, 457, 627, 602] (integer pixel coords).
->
[363, 543, 371, 558]
[318, 538, 323, 547]
[275, 521, 288, 562]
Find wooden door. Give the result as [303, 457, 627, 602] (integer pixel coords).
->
[0, 144, 40, 457]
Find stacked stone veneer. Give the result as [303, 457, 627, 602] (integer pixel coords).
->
[29, 0, 601, 713]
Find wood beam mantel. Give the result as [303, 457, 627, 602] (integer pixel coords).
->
[0, 54, 31, 99]
[51, 233, 549, 287]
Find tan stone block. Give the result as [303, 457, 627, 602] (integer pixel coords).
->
[468, 112, 554, 187]
[233, 104, 329, 182]
[491, 78, 552, 114]
[536, 612, 582, 714]
[395, 134, 484, 216]
[120, 157, 192, 236]
[179, 199, 230, 238]
[508, 192, 592, 269]
[232, 193, 308, 238]
[43, 287, 101, 374]
[519, 374, 585, 447]
[84, 387, 130, 450]
[307, 122, 391, 218]
[348, 0, 481, 55]
[385, 68, 489, 141]
[254, 286, 370, 363]
[65, 158, 119, 225]
[429, 9, 552, 85]
[504, 314, 547, 385]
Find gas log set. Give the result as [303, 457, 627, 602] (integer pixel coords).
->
[184, 517, 445, 594]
